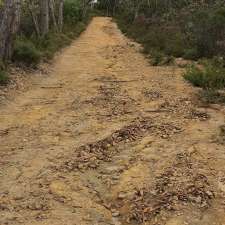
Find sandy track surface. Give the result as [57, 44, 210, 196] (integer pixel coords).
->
[0, 17, 225, 225]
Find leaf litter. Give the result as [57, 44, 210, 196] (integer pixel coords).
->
[115, 152, 214, 224]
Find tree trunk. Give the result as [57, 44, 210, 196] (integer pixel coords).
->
[82, 0, 87, 19]
[49, 0, 58, 31]
[112, 0, 117, 16]
[28, 0, 41, 37]
[0, 0, 21, 61]
[58, 0, 64, 32]
[40, 0, 49, 36]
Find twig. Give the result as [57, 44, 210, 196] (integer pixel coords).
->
[144, 109, 169, 113]
[41, 86, 63, 89]
[100, 79, 138, 83]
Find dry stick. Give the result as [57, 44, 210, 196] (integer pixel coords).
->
[144, 109, 169, 113]
[100, 79, 138, 83]
[41, 86, 63, 89]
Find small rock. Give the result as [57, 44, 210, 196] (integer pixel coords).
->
[118, 192, 126, 199]
[162, 134, 168, 139]
[112, 211, 120, 217]
[112, 175, 120, 180]
[206, 190, 214, 198]
[78, 164, 83, 169]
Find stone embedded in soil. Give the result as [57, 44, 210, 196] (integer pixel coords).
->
[118, 192, 127, 199]
[112, 211, 120, 217]
[111, 208, 120, 217]
[112, 175, 120, 180]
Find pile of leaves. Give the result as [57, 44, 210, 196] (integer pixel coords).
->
[159, 97, 192, 115]
[186, 108, 210, 121]
[62, 118, 154, 171]
[143, 89, 162, 101]
[85, 82, 137, 118]
[159, 97, 210, 121]
[60, 117, 185, 173]
[125, 153, 214, 224]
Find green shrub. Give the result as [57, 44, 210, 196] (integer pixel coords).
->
[190, 7, 225, 58]
[76, 23, 86, 35]
[161, 56, 175, 65]
[116, 5, 225, 63]
[183, 48, 199, 60]
[200, 89, 225, 104]
[117, 17, 187, 60]
[64, 0, 83, 24]
[13, 39, 41, 65]
[184, 60, 225, 89]
[30, 19, 89, 61]
[164, 32, 186, 57]
[35, 33, 71, 60]
[0, 70, 9, 85]
[70, 21, 86, 36]
[211, 56, 225, 68]
[149, 50, 165, 66]
[184, 65, 204, 87]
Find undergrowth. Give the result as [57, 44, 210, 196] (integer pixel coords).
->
[13, 39, 42, 66]
[0, 70, 9, 85]
[200, 89, 225, 104]
[13, 19, 90, 66]
[184, 59, 225, 104]
[184, 60, 225, 90]
[0, 60, 8, 86]
[12, 0, 95, 67]
[116, 7, 225, 66]
[116, 18, 188, 66]
[2, 3, 94, 85]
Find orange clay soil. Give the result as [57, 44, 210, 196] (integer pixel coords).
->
[0, 17, 225, 225]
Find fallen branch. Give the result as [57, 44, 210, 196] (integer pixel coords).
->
[41, 86, 63, 89]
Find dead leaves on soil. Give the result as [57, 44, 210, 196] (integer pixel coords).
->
[217, 124, 225, 144]
[117, 152, 214, 224]
[87, 82, 136, 118]
[60, 117, 183, 172]
[62, 118, 153, 171]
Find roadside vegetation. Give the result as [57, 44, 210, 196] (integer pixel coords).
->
[1, 0, 225, 104]
[184, 59, 225, 90]
[113, 1, 225, 65]
[184, 59, 225, 104]
[0, 0, 96, 82]
[0, 70, 9, 85]
[97, 0, 225, 104]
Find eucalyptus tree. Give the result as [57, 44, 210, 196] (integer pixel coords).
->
[0, 0, 21, 61]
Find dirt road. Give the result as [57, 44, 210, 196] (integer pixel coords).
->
[0, 17, 225, 225]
